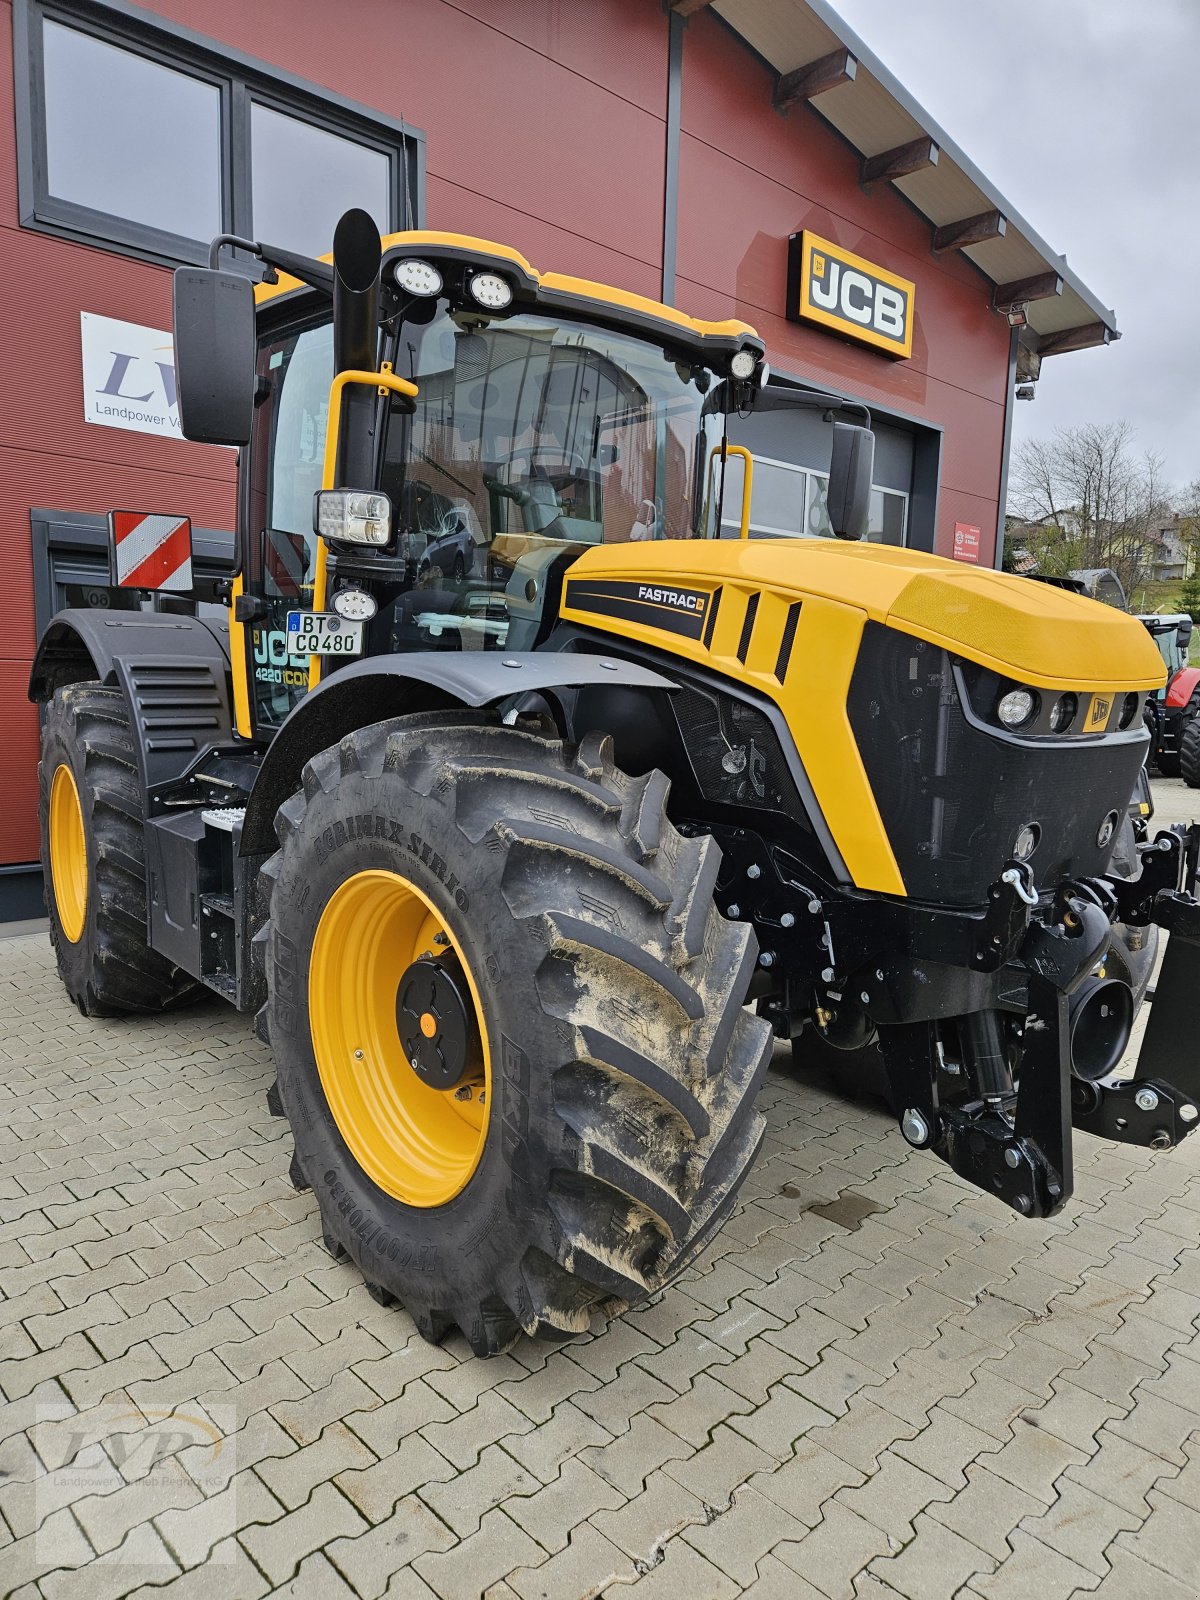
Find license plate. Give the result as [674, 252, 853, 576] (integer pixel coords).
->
[286, 611, 364, 656]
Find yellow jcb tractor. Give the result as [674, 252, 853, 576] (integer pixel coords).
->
[31, 210, 1200, 1355]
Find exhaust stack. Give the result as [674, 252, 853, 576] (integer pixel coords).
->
[331, 208, 383, 490]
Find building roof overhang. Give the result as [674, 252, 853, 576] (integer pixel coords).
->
[674, 0, 1118, 359]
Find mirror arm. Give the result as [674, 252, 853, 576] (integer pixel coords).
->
[754, 382, 871, 430]
[206, 233, 335, 295]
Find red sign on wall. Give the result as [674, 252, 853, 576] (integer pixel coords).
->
[952, 521, 982, 563]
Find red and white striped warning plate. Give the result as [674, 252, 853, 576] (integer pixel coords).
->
[108, 510, 194, 593]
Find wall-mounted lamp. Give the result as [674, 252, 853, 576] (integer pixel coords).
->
[1006, 303, 1029, 328]
[1015, 385, 1036, 401]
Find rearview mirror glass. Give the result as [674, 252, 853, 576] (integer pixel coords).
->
[172, 267, 255, 446]
[827, 421, 874, 541]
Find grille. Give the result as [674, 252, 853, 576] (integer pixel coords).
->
[848, 623, 1147, 906]
[672, 682, 801, 816]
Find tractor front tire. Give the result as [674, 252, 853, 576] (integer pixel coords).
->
[261, 716, 771, 1355]
[39, 683, 202, 1016]
[1180, 716, 1200, 787]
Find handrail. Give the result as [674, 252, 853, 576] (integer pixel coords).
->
[309, 363, 419, 688]
[705, 443, 755, 541]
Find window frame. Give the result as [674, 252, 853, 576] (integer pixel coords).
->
[719, 451, 910, 544]
[15, 0, 425, 268]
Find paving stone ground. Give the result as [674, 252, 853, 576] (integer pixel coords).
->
[2, 778, 1199, 1600]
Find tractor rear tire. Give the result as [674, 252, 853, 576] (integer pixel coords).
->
[260, 716, 771, 1355]
[39, 683, 202, 1016]
[1180, 716, 1200, 787]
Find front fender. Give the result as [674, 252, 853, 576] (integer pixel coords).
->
[240, 650, 677, 855]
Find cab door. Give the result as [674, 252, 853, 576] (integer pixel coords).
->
[233, 318, 333, 737]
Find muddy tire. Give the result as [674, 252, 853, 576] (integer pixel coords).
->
[261, 716, 771, 1354]
[38, 683, 202, 1016]
[1180, 715, 1200, 787]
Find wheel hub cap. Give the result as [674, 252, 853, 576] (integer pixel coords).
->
[396, 956, 480, 1090]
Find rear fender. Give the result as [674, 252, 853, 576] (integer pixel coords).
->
[28, 609, 234, 798]
[239, 650, 677, 855]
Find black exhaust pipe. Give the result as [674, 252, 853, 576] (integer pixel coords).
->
[1068, 977, 1134, 1082]
[331, 208, 383, 489]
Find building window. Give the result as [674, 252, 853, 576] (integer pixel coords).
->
[42, 21, 223, 243]
[719, 453, 908, 544]
[249, 103, 392, 258]
[18, 1, 422, 264]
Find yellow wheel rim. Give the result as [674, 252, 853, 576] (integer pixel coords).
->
[308, 869, 490, 1207]
[49, 764, 88, 944]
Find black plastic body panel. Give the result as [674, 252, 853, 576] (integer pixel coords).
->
[29, 609, 237, 800]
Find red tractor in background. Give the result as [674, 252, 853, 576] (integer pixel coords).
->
[1139, 613, 1200, 783]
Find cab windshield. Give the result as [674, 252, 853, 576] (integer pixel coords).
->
[246, 304, 727, 728]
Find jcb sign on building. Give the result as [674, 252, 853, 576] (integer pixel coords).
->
[787, 231, 915, 359]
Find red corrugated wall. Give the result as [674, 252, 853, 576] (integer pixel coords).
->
[0, 0, 1008, 867]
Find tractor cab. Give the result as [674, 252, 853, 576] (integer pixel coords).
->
[171, 211, 874, 743]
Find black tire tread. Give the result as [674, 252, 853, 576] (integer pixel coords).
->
[268, 718, 771, 1352]
[1180, 715, 1200, 787]
[40, 684, 202, 1016]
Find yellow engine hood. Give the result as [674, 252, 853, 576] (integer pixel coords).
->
[566, 539, 1165, 694]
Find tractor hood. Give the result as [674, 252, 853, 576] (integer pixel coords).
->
[564, 539, 1165, 695]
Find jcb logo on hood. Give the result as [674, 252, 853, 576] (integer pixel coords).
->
[788, 231, 915, 359]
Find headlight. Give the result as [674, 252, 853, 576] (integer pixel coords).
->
[730, 349, 757, 380]
[393, 258, 443, 297]
[1118, 692, 1140, 730]
[469, 272, 513, 310]
[997, 687, 1037, 728]
[1048, 692, 1077, 733]
[314, 490, 392, 547]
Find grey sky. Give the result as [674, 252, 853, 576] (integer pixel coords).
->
[829, 0, 1200, 501]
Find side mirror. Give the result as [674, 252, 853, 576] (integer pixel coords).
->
[827, 421, 874, 541]
[172, 267, 255, 446]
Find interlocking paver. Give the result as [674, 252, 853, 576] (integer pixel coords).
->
[683, 1483, 809, 1585]
[414, 1506, 544, 1600]
[774, 1500, 893, 1599]
[867, 1511, 994, 1599]
[927, 1462, 1044, 1561]
[589, 1463, 706, 1564]
[504, 1456, 626, 1553]
[968, 1529, 1097, 1600]
[418, 1441, 541, 1537]
[8, 919, 1200, 1600]
[256, 1419, 378, 1509]
[508, 1521, 634, 1598]
[326, 1493, 458, 1598]
[600, 1536, 740, 1599]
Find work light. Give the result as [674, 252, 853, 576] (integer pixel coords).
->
[730, 348, 757, 380]
[997, 688, 1036, 728]
[314, 490, 392, 546]
[1048, 693, 1077, 733]
[393, 259, 443, 297]
[469, 272, 513, 310]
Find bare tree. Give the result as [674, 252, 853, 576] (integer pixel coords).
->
[1010, 422, 1174, 597]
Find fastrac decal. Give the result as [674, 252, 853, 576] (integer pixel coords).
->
[564, 578, 711, 640]
[787, 231, 915, 359]
[81, 312, 180, 441]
